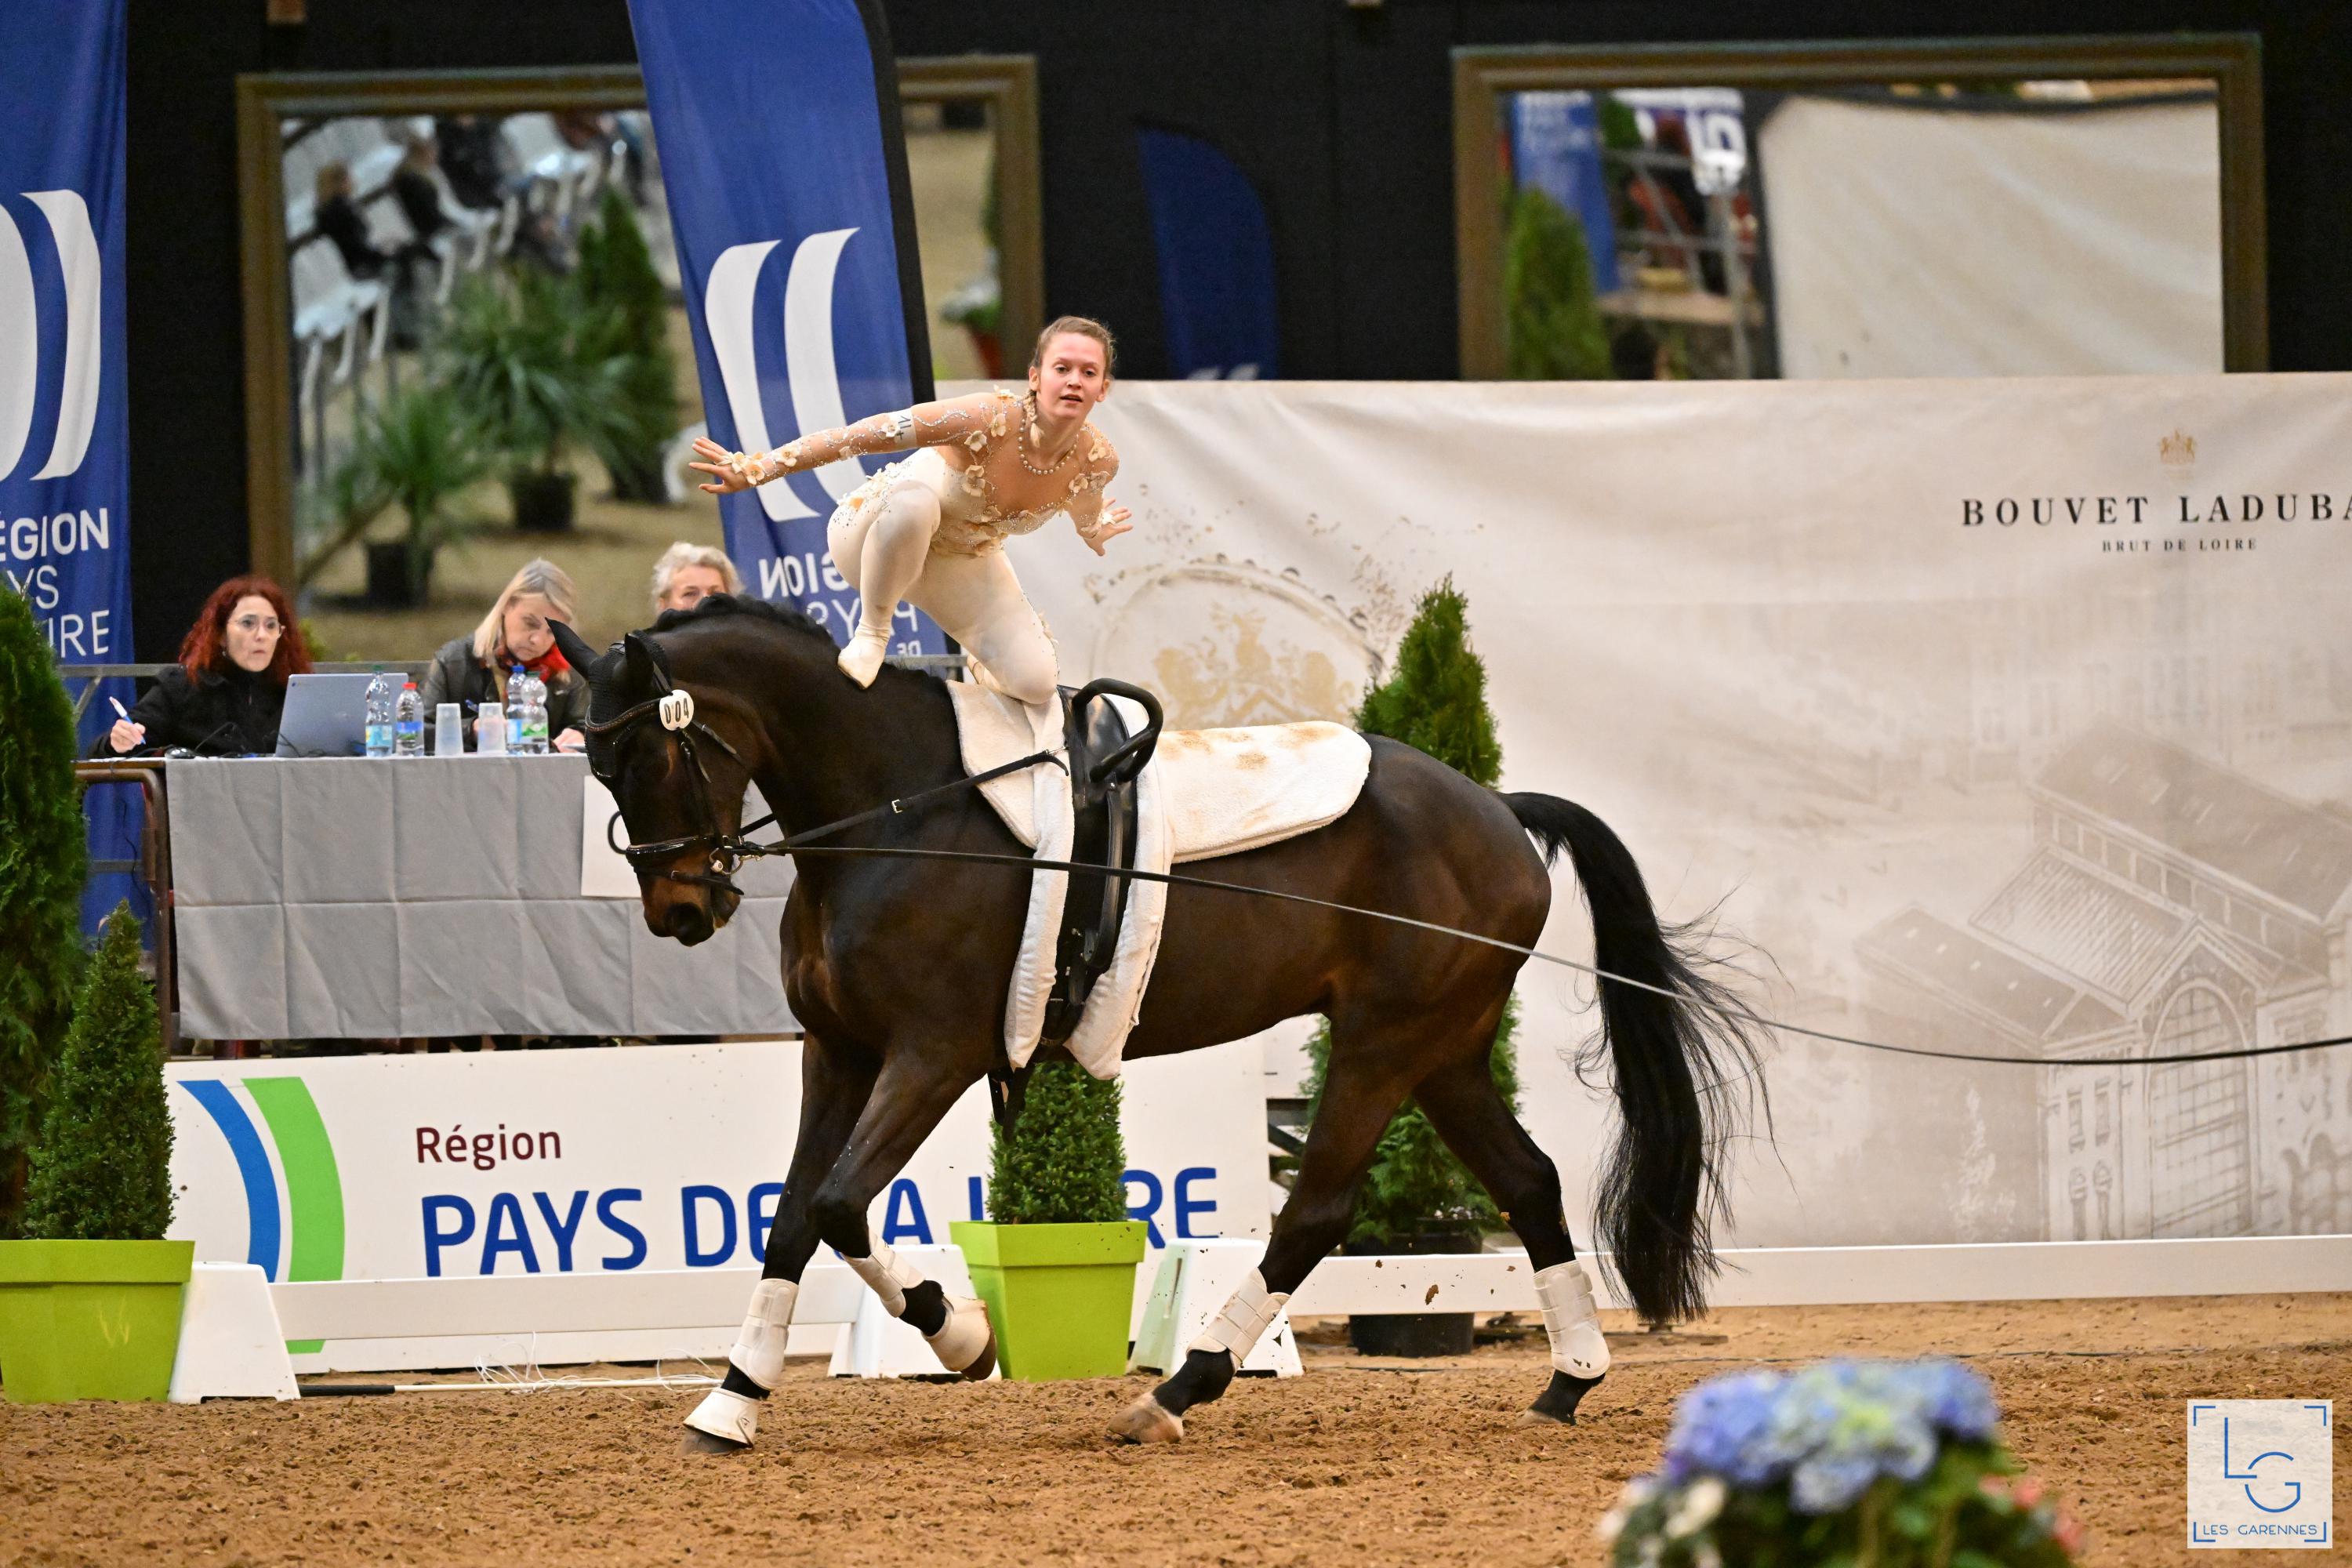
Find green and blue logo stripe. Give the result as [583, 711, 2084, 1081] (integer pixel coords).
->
[177, 1075, 344, 1352]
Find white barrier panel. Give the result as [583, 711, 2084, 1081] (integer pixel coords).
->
[165, 1040, 1268, 1373]
[264, 1234, 2347, 1375]
[1287, 1236, 2352, 1316]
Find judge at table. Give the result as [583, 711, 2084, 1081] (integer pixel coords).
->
[99, 575, 312, 757]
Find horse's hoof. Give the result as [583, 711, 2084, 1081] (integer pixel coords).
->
[681, 1387, 759, 1453]
[1523, 1369, 1603, 1428]
[1110, 1393, 1184, 1445]
[927, 1296, 996, 1381]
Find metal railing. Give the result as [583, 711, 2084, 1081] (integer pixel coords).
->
[74, 758, 178, 1057]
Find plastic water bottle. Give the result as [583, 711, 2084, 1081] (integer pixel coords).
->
[363, 666, 396, 758]
[521, 670, 550, 755]
[506, 666, 529, 753]
[393, 680, 425, 757]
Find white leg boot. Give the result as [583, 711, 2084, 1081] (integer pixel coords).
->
[684, 1278, 797, 1450]
[1521, 1259, 1611, 1428]
[846, 1242, 996, 1378]
[1534, 1259, 1611, 1379]
[1113, 1269, 1291, 1444]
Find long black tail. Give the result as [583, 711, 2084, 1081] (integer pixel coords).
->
[1505, 792, 1768, 1324]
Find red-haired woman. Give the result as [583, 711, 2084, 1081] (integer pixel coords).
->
[99, 576, 314, 756]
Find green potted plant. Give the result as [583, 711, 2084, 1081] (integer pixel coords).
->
[0, 586, 86, 1241]
[0, 902, 191, 1403]
[949, 1062, 1147, 1380]
[1302, 578, 1522, 1356]
[339, 379, 491, 608]
[1504, 184, 1613, 381]
[438, 267, 631, 534]
[575, 187, 681, 503]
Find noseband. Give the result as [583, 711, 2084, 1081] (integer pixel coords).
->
[579, 688, 770, 895]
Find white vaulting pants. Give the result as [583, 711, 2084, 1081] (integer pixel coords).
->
[826, 456, 1059, 707]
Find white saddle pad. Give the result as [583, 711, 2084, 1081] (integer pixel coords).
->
[946, 684, 1371, 861]
[946, 683, 1372, 1079]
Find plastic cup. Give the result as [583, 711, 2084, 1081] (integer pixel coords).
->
[434, 702, 464, 756]
[477, 703, 507, 755]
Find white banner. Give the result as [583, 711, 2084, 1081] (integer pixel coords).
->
[165, 1040, 1267, 1341]
[969, 374, 2352, 1250]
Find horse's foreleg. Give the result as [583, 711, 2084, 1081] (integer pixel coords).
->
[1113, 1041, 1416, 1444]
[1412, 1054, 1610, 1427]
[808, 1052, 997, 1381]
[684, 1033, 877, 1454]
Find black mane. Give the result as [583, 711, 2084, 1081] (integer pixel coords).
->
[637, 592, 946, 695]
[647, 593, 837, 646]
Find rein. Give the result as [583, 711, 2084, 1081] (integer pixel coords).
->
[590, 688, 2350, 1073]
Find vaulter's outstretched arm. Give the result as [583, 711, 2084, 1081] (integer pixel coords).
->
[688, 392, 1016, 493]
[1065, 445, 1134, 556]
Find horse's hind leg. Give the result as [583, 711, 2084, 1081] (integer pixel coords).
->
[1113, 1022, 1423, 1444]
[1412, 1054, 1610, 1426]
[684, 1032, 878, 1453]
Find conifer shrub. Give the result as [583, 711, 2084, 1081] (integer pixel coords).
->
[0, 586, 89, 1237]
[986, 1062, 1128, 1225]
[22, 902, 172, 1242]
[1306, 578, 1522, 1247]
[1504, 185, 1613, 381]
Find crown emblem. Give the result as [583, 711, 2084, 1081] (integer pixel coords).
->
[2158, 428, 2196, 466]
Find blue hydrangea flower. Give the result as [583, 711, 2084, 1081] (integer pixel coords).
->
[1657, 1358, 2002, 1515]
[1906, 1358, 1999, 1443]
[1661, 1369, 1792, 1486]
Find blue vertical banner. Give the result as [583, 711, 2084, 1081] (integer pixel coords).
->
[2, 0, 132, 666]
[1508, 91, 1621, 296]
[0, 1, 140, 935]
[626, 0, 946, 656]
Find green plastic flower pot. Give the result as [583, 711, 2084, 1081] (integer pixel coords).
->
[949, 1220, 1147, 1381]
[0, 1239, 194, 1403]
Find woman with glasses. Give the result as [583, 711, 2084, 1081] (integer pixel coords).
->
[421, 557, 591, 750]
[99, 576, 314, 756]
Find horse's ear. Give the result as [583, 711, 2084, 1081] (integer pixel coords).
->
[622, 630, 671, 695]
[546, 619, 599, 673]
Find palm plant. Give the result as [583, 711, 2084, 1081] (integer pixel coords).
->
[337, 382, 491, 603]
[437, 267, 634, 530]
[575, 188, 680, 502]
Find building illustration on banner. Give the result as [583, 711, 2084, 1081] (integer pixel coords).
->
[1858, 719, 2352, 1243]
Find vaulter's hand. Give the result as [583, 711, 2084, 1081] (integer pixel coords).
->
[689, 436, 758, 495]
[1083, 503, 1134, 556]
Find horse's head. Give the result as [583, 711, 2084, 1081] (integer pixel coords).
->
[551, 619, 753, 946]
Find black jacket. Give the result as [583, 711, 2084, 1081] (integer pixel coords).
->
[419, 635, 590, 740]
[93, 664, 286, 757]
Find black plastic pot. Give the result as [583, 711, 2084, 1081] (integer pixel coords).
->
[1344, 1219, 1486, 1358]
[509, 470, 577, 533]
[363, 541, 431, 608]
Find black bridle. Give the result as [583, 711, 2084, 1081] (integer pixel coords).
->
[579, 688, 765, 894]
[581, 684, 1062, 898]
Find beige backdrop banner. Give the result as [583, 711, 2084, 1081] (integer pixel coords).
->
[952, 375, 2352, 1250]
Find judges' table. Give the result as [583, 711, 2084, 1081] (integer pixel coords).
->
[165, 756, 797, 1040]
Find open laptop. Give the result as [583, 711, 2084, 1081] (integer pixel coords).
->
[274, 672, 380, 757]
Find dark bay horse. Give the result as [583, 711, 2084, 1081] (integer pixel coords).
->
[547, 597, 1759, 1449]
